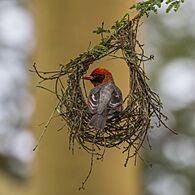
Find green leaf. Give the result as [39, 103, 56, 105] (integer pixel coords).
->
[166, 2, 175, 12]
[101, 37, 111, 45]
[166, 0, 173, 4]
[130, 0, 184, 15]
[92, 45, 108, 54]
[93, 27, 110, 35]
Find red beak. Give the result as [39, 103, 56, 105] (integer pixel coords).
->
[82, 75, 93, 80]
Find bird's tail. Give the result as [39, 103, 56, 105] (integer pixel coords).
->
[89, 114, 107, 130]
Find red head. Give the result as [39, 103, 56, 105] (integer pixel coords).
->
[82, 67, 113, 86]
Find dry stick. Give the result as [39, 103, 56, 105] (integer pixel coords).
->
[152, 106, 178, 135]
[124, 144, 132, 167]
[58, 77, 65, 90]
[32, 63, 58, 82]
[131, 143, 152, 168]
[56, 124, 66, 132]
[71, 110, 85, 154]
[82, 78, 88, 99]
[29, 69, 60, 74]
[79, 141, 96, 190]
[33, 102, 60, 151]
[79, 149, 94, 191]
[146, 134, 152, 150]
[36, 85, 60, 96]
[96, 133, 106, 161]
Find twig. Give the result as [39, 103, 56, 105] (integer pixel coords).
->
[33, 102, 60, 151]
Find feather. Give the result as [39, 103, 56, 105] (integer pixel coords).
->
[89, 113, 107, 130]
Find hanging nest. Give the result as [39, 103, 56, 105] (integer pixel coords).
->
[32, 13, 176, 188]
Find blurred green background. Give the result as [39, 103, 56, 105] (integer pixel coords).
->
[143, 1, 195, 195]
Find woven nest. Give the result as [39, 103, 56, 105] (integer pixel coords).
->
[32, 14, 175, 176]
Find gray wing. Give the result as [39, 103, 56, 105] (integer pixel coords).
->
[87, 87, 100, 114]
[109, 84, 123, 111]
[109, 86, 123, 108]
[97, 83, 113, 115]
[88, 83, 121, 115]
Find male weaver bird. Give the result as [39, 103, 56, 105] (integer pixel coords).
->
[82, 67, 123, 130]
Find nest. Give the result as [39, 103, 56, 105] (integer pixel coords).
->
[32, 13, 176, 189]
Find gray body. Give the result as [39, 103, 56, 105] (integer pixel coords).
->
[87, 82, 123, 130]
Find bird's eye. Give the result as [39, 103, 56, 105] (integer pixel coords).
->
[90, 74, 105, 83]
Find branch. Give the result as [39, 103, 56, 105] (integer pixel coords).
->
[130, 0, 185, 15]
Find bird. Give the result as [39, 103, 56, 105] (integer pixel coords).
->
[82, 67, 123, 130]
